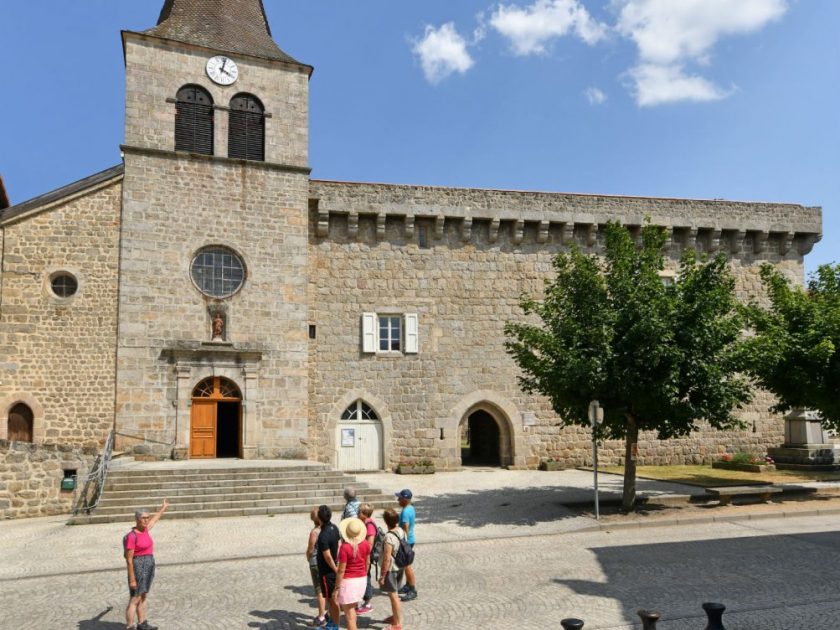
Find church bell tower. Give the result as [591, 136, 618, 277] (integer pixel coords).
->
[115, 0, 314, 460]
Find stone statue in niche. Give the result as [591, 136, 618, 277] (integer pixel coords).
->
[212, 312, 225, 341]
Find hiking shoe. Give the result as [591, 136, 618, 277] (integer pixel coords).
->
[398, 584, 411, 594]
[310, 616, 327, 627]
[356, 604, 373, 614]
[325, 623, 339, 630]
[400, 589, 418, 602]
[138, 623, 158, 630]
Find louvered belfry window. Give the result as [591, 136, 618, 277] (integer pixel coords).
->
[228, 94, 265, 161]
[175, 85, 214, 155]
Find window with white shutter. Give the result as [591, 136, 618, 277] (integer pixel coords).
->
[405, 313, 419, 354]
[362, 313, 376, 353]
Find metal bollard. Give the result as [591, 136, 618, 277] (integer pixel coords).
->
[702, 602, 726, 630]
[560, 619, 585, 630]
[637, 609, 661, 629]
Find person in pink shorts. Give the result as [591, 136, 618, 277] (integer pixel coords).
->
[332, 518, 371, 630]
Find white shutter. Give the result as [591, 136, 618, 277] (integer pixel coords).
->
[405, 313, 419, 354]
[362, 313, 377, 353]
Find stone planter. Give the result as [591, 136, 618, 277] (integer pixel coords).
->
[396, 465, 435, 475]
[712, 461, 776, 473]
[539, 461, 564, 471]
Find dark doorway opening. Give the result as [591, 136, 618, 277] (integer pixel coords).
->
[216, 401, 240, 458]
[461, 410, 501, 466]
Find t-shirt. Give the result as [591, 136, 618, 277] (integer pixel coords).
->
[316, 522, 341, 577]
[384, 529, 405, 573]
[125, 528, 153, 557]
[337, 539, 371, 579]
[364, 518, 377, 540]
[308, 527, 321, 567]
[342, 499, 361, 519]
[399, 504, 416, 545]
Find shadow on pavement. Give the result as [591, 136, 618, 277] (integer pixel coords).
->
[551, 530, 840, 625]
[249, 608, 379, 629]
[78, 606, 124, 629]
[414, 486, 581, 527]
[284, 583, 318, 606]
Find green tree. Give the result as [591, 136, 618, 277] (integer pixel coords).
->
[740, 263, 840, 428]
[505, 222, 752, 510]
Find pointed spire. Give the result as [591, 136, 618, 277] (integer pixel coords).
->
[146, 0, 306, 67]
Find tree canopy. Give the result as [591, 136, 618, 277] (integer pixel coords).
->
[740, 263, 840, 428]
[505, 222, 751, 510]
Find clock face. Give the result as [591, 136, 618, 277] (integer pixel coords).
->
[206, 56, 239, 86]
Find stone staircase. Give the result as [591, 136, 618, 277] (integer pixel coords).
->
[68, 462, 393, 525]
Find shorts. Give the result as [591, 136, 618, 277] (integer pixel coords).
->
[321, 572, 336, 599]
[337, 576, 367, 606]
[129, 554, 155, 596]
[309, 565, 322, 595]
[380, 568, 405, 593]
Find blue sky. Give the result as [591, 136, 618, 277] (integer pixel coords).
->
[1, 0, 836, 273]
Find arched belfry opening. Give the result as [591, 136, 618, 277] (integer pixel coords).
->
[190, 376, 242, 459]
[459, 406, 512, 467]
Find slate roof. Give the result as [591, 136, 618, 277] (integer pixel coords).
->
[145, 0, 307, 68]
[0, 165, 124, 225]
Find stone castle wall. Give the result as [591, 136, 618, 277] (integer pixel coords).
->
[0, 181, 122, 447]
[308, 180, 818, 469]
[0, 439, 97, 520]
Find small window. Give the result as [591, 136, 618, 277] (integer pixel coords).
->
[341, 400, 380, 421]
[175, 85, 214, 155]
[418, 225, 430, 249]
[190, 246, 246, 298]
[8, 403, 34, 443]
[379, 316, 401, 352]
[229, 94, 265, 161]
[50, 272, 78, 298]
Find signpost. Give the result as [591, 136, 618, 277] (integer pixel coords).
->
[588, 400, 604, 520]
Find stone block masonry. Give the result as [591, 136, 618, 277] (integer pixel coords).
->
[0, 440, 97, 520]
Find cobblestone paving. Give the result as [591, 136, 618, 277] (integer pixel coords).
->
[3, 471, 840, 629]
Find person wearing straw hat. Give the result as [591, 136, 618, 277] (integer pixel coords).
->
[333, 517, 372, 630]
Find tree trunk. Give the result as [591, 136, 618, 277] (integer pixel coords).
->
[622, 415, 639, 512]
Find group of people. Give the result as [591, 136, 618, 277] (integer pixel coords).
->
[121, 488, 417, 630]
[305, 486, 418, 630]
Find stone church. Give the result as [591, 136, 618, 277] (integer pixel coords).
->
[0, 0, 822, 472]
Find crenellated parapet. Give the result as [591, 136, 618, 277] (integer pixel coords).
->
[309, 180, 822, 257]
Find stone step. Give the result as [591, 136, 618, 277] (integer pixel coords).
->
[89, 493, 396, 516]
[106, 468, 336, 482]
[100, 481, 364, 500]
[104, 475, 356, 492]
[69, 498, 395, 525]
[97, 487, 387, 508]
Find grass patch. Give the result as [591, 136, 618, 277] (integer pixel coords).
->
[595, 465, 840, 488]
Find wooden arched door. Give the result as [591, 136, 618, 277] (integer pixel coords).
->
[190, 377, 242, 459]
[8, 403, 34, 443]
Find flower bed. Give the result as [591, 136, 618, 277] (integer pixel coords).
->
[712, 461, 776, 473]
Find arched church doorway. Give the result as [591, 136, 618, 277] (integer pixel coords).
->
[190, 377, 242, 459]
[460, 409, 504, 467]
[336, 400, 383, 471]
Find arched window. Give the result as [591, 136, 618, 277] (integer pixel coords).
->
[192, 377, 241, 400]
[228, 94, 265, 162]
[175, 85, 214, 155]
[8, 403, 34, 443]
[341, 400, 379, 421]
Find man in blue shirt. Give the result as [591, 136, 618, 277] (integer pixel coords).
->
[396, 488, 418, 601]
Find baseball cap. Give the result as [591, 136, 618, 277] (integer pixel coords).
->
[395, 489, 413, 500]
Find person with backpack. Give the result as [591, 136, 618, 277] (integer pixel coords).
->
[395, 489, 418, 602]
[377, 508, 406, 630]
[315, 505, 341, 630]
[305, 507, 328, 627]
[341, 486, 361, 519]
[356, 503, 379, 615]
[124, 499, 169, 630]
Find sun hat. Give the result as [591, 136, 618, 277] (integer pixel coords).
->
[395, 489, 413, 500]
[338, 517, 366, 544]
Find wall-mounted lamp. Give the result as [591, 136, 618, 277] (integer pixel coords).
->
[439, 427, 444, 440]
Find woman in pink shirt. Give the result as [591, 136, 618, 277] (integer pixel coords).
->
[333, 517, 371, 630]
[124, 499, 169, 630]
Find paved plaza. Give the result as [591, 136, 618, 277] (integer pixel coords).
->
[3, 469, 840, 629]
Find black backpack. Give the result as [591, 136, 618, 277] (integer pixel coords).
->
[370, 525, 386, 565]
[393, 534, 415, 568]
[122, 530, 137, 557]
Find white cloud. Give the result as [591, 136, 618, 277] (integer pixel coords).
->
[490, 0, 607, 56]
[412, 23, 475, 84]
[585, 86, 607, 104]
[615, 0, 788, 106]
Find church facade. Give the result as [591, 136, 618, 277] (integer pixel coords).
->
[0, 0, 823, 472]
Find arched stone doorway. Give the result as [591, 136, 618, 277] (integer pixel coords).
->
[458, 406, 513, 467]
[190, 376, 242, 459]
